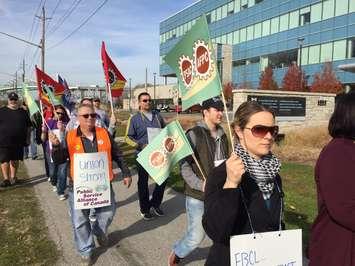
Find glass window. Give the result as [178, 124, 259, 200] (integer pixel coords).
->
[233, 30, 240, 44]
[241, 0, 248, 9]
[311, 2, 322, 23]
[270, 17, 279, 34]
[260, 56, 269, 71]
[300, 7, 311, 26]
[227, 32, 233, 44]
[289, 10, 299, 29]
[333, 40, 347, 60]
[228, 1, 234, 14]
[279, 13, 289, 32]
[262, 19, 270, 36]
[240, 27, 247, 42]
[351, 0, 355, 12]
[248, 0, 255, 8]
[234, 0, 240, 12]
[335, 0, 348, 16]
[216, 36, 222, 44]
[222, 4, 228, 18]
[349, 40, 355, 58]
[254, 22, 262, 38]
[206, 13, 211, 24]
[216, 7, 222, 20]
[308, 45, 320, 64]
[247, 25, 254, 40]
[221, 34, 227, 44]
[300, 46, 309, 65]
[323, 0, 335, 20]
[188, 21, 192, 30]
[320, 42, 333, 62]
[211, 9, 216, 23]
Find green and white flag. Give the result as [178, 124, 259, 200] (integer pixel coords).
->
[46, 87, 63, 106]
[23, 83, 40, 117]
[164, 14, 222, 111]
[137, 121, 193, 185]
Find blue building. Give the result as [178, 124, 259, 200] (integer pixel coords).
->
[159, 0, 355, 89]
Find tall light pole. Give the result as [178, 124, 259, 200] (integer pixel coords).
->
[298, 37, 305, 91]
[153, 72, 156, 108]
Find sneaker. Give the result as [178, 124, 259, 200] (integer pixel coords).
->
[96, 233, 109, 247]
[0, 179, 11, 188]
[32, 155, 38, 160]
[52, 186, 57, 192]
[140, 211, 154, 221]
[168, 251, 182, 266]
[47, 177, 51, 182]
[151, 206, 165, 217]
[58, 194, 66, 201]
[89, 214, 97, 223]
[80, 254, 92, 266]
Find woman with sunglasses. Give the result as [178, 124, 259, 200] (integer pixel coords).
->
[202, 101, 283, 266]
[308, 92, 355, 266]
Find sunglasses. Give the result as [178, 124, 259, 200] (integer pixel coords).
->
[141, 99, 151, 103]
[56, 112, 65, 115]
[80, 113, 97, 119]
[9, 98, 18, 101]
[245, 125, 279, 138]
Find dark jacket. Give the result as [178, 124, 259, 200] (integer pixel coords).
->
[202, 161, 284, 266]
[308, 138, 355, 266]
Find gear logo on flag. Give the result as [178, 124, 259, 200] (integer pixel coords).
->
[41, 81, 54, 95]
[193, 40, 213, 80]
[149, 150, 166, 168]
[108, 68, 117, 85]
[163, 136, 177, 153]
[178, 55, 194, 88]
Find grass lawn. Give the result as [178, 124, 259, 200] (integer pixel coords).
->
[0, 164, 59, 266]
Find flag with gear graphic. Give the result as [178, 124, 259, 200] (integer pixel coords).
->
[164, 14, 222, 111]
[136, 121, 193, 185]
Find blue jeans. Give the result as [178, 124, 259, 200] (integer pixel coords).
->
[68, 186, 116, 256]
[46, 152, 67, 195]
[173, 196, 205, 258]
[24, 129, 38, 158]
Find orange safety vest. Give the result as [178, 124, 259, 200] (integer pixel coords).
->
[67, 127, 113, 181]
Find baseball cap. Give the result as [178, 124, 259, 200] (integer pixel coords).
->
[8, 92, 19, 100]
[93, 97, 100, 102]
[201, 97, 224, 111]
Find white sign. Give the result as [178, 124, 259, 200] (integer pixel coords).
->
[73, 152, 111, 210]
[147, 127, 162, 143]
[230, 229, 302, 266]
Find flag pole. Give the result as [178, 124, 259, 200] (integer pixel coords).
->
[107, 82, 114, 114]
[191, 153, 207, 180]
[176, 81, 179, 121]
[221, 89, 234, 153]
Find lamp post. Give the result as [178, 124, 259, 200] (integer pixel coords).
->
[298, 37, 305, 91]
[153, 72, 156, 108]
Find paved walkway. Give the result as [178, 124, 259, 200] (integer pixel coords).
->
[23, 158, 210, 266]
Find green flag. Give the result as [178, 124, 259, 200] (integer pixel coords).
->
[23, 84, 40, 117]
[164, 14, 222, 111]
[137, 121, 193, 185]
[46, 87, 63, 106]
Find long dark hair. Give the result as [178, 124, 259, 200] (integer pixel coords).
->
[328, 91, 355, 140]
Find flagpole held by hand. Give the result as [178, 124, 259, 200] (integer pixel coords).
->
[221, 89, 234, 153]
[191, 153, 207, 180]
[107, 82, 114, 114]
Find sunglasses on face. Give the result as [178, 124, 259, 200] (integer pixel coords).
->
[141, 99, 151, 103]
[245, 125, 279, 138]
[9, 98, 18, 101]
[80, 113, 97, 119]
[56, 112, 65, 115]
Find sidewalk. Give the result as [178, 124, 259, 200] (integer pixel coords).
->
[23, 158, 210, 266]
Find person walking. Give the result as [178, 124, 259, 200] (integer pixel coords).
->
[49, 103, 132, 264]
[168, 97, 229, 265]
[308, 92, 355, 266]
[125, 92, 167, 220]
[202, 101, 283, 266]
[0, 92, 31, 187]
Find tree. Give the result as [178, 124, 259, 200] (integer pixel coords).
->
[223, 82, 235, 110]
[259, 66, 278, 90]
[282, 62, 307, 91]
[310, 62, 343, 93]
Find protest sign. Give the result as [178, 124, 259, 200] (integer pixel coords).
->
[73, 152, 111, 209]
[230, 229, 302, 266]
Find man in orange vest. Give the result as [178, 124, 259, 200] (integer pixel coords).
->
[49, 103, 132, 265]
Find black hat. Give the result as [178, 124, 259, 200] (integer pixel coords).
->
[201, 97, 224, 111]
[93, 97, 100, 102]
[8, 92, 19, 100]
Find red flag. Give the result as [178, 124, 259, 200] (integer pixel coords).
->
[101, 41, 126, 97]
[35, 66, 65, 107]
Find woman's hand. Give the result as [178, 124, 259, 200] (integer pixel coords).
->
[223, 153, 245, 189]
[48, 132, 60, 146]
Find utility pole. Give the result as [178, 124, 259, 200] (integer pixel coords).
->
[36, 6, 50, 72]
[22, 59, 25, 82]
[14, 71, 17, 90]
[145, 67, 148, 92]
[153, 72, 156, 108]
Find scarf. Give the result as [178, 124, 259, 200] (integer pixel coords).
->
[235, 143, 281, 200]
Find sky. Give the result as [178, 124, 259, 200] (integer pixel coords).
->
[0, 0, 198, 87]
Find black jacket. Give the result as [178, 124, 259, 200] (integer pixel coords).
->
[202, 161, 284, 266]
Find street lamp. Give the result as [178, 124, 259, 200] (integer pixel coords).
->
[298, 37, 305, 91]
[153, 72, 156, 108]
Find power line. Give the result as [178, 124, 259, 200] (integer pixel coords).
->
[48, 0, 109, 50]
[47, 0, 63, 27]
[47, 0, 82, 36]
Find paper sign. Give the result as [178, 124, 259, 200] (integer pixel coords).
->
[230, 229, 302, 266]
[147, 127, 162, 143]
[73, 152, 111, 209]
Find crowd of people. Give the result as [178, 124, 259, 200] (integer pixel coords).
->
[0, 89, 354, 266]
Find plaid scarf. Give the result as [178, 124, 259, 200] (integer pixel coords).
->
[235, 143, 281, 200]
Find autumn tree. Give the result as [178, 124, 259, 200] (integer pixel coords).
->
[282, 62, 307, 91]
[259, 66, 278, 90]
[310, 62, 343, 93]
[223, 82, 236, 110]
